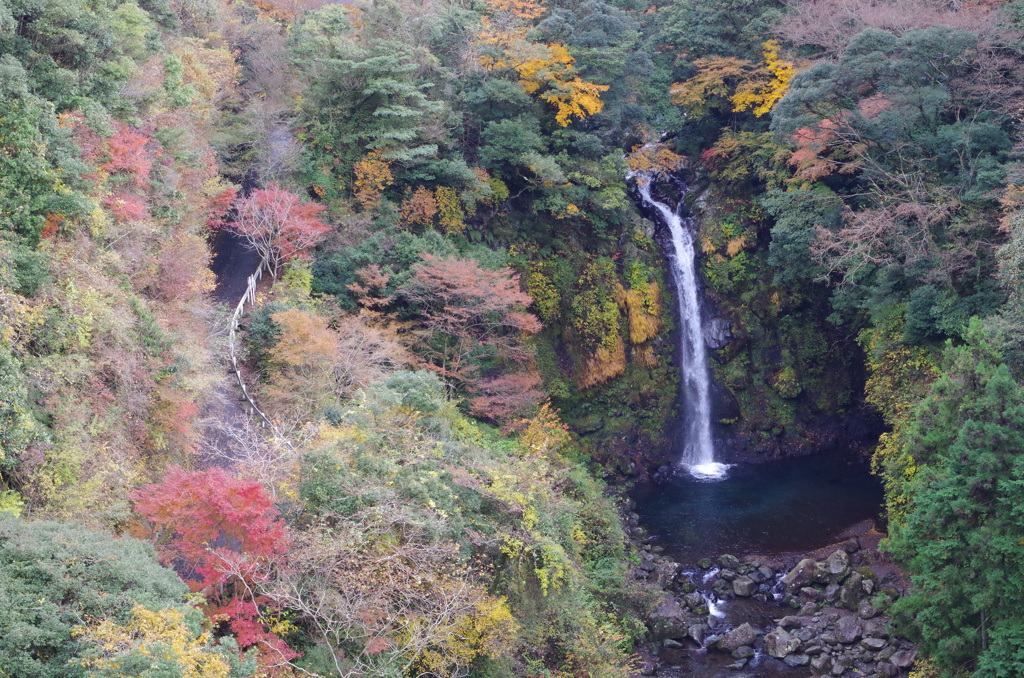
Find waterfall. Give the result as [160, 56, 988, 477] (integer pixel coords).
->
[637, 179, 729, 481]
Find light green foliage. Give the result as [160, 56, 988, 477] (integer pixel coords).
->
[0, 516, 193, 678]
[298, 371, 643, 676]
[0, 343, 44, 472]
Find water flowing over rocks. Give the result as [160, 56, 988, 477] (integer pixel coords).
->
[631, 539, 916, 678]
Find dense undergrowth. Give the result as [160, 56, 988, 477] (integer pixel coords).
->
[3, 0, 1024, 675]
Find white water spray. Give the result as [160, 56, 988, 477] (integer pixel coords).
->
[636, 179, 729, 481]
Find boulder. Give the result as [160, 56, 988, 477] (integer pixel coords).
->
[858, 599, 879, 619]
[811, 655, 830, 672]
[892, 648, 918, 668]
[717, 623, 758, 652]
[876, 661, 899, 678]
[836, 616, 863, 644]
[649, 595, 689, 640]
[718, 554, 740, 569]
[683, 592, 704, 610]
[779, 615, 813, 629]
[839, 572, 864, 610]
[861, 637, 888, 651]
[784, 654, 810, 667]
[765, 626, 801, 658]
[799, 586, 821, 602]
[842, 537, 861, 553]
[732, 576, 757, 597]
[823, 583, 842, 603]
[817, 550, 850, 583]
[731, 645, 755, 659]
[782, 559, 818, 593]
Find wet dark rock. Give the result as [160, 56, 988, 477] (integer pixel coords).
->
[732, 576, 757, 597]
[705, 316, 732, 350]
[765, 627, 801, 658]
[650, 595, 689, 640]
[891, 648, 918, 668]
[811, 655, 830, 672]
[839, 572, 864, 610]
[823, 583, 842, 603]
[663, 638, 684, 648]
[836, 616, 863, 644]
[843, 537, 861, 553]
[697, 558, 714, 569]
[731, 645, 755, 659]
[719, 569, 738, 581]
[782, 558, 817, 593]
[688, 623, 710, 646]
[716, 623, 758, 652]
[683, 592, 704, 610]
[784, 654, 810, 667]
[718, 554, 740, 569]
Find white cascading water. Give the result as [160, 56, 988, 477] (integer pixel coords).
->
[637, 179, 729, 481]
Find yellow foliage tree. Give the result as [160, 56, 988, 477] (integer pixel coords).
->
[435, 186, 465, 234]
[730, 40, 797, 117]
[670, 41, 797, 119]
[75, 605, 239, 678]
[478, 24, 608, 126]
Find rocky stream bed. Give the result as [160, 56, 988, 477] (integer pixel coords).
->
[631, 532, 916, 678]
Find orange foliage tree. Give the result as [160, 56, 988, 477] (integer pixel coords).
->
[400, 186, 438, 227]
[401, 254, 541, 394]
[353, 151, 394, 211]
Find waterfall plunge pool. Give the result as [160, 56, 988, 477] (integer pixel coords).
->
[631, 453, 883, 563]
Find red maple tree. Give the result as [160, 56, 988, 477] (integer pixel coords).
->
[131, 466, 289, 590]
[231, 182, 330, 276]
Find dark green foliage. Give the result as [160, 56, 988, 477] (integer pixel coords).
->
[310, 228, 457, 309]
[885, 323, 1024, 677]
[772, 27, 1014, 200]
[653, 0, 784, 60]
[760, 187, 843, 283]
[0, 516, 189, 678]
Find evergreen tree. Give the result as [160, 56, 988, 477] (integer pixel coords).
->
[886, 321, 1024, 677]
